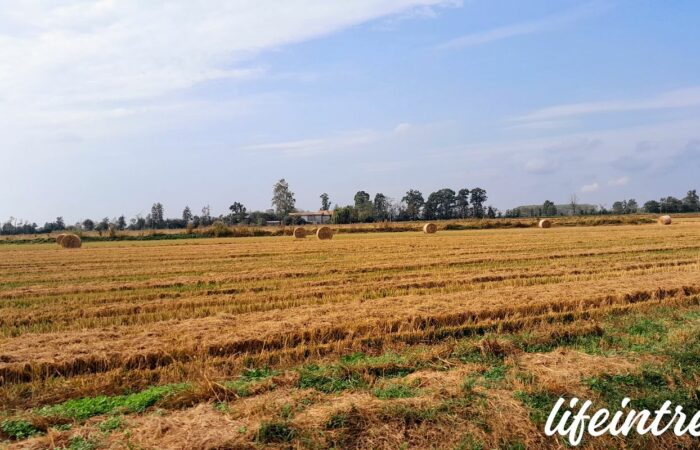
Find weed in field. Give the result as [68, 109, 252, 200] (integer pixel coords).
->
[298, 364, 365, 393]
[256, 421, 296, 443]
[1, 419, 41, 440]
[373, 383, 419, 399]
[37, 384, 188, 420]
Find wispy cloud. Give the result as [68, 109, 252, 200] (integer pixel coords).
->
[243, 130, 380, 157]
[514, 87, 700, 123]
[608, 176, 629, 186]
[436, 1, 610, 50]
[581, 182, 600, 193]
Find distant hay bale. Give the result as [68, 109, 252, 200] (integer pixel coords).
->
[423, 223, 437, 234]
[316, 226, 333, 240]
[60, 234, 82, 249]
[293, 227, 307, 239]
[56, 233, 68, 245]
[538, 219, 552, 229]
[658, 215, 672, 225]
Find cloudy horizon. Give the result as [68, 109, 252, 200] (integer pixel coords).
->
[2, 0, 699, 224]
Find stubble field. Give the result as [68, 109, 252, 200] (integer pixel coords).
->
[2, 219, 700, 449]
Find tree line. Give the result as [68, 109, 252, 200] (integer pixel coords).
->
[1, 181, 698, 235]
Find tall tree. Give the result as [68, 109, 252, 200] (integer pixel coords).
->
[643, 200, 660, 213]
[272, 179, 296, 217]
[660, 196, 683, 213]
[402, 189, 424, 221]
[425, 188, 456, 220]
[569, 194, 579, 216]
[373, 193, 389, 221]
[229, 202, 247, 223]
[82, 219, 95, 231]
[116, 215, 127, 230]
[150, 202, 164, 228]
[320, 193, 330, 211]
[353, 191, 374, 222]
[455, 189, 470, 218]
[542, 200, 557, 216]
[626, 199, 638, 213]
[182, 206, 193, 222]
[683, 190, 700, 212]
[470, 188, 488, 219]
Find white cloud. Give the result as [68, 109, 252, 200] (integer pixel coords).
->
[394, 122, 412, 133]
[436, 1, 609, 50]
[581, 182, 600, 193]
[608, 176, 629, 186]
[243, 130, 380, 157]
[514, 87, 700, 123]
[0, 0, 456, 141]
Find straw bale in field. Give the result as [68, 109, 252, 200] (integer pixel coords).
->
[316, 226, 333, 240]
[55, 233, 68, 245]
[538, 219, 552, 229]
[658, 215, 672, 225]
[60, 234, 82, 248]
[293, 227, 307, 239]
[423, 223, 437, 234]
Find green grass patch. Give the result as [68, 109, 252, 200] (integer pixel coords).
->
[256, 421, 296, 443]
[514, 390, 560, 425]
[298, 364, 365, 393]
[98, 416, 124, 433]
[37, 383, 188, 420]
[373, 384, 419, 400]
[1, 419, 41, 440]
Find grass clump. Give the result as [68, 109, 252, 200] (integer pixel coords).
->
[298, 364, 365, 393]
[373, 383, 419, 400]
[37, 384, 188, 420]
[1, 419, 41, 440]
[98, 416, 124, 433]
[256, 421, 296, 443]
[514, 390, 560, 425]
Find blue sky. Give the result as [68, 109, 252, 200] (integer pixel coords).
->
[1, 0, 699, 223]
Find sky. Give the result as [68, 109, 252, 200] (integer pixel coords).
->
[1, 0, 700, 224]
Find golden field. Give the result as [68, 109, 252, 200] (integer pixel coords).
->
[2, 218, 700, 449]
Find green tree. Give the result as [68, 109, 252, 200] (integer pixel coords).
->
[150, 202, 164, 228]
[612, 201, 625, 215]
[455, 189, 470, 218]
[353, 191, 374, 222]
[660, 196, 683, 213]
[470, 188, 488, 218]
[626, 199, 638, 213]
[82, 219, 95, 231]
[425, 188, 456, 220]
[320, 193, 330, 211]
[272, 179, 296, 218]
[643, 200, 660, 213]
[402, 189, 425, 220]
[542, 200, 557, 216]
[182, 206, 193, 222]
[373, 193, 389, 221]
[683, 190, 699, 212]
[116, 215, 127, 230]
[229, 202, 247, 223]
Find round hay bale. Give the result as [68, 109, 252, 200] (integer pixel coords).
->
[293, 227, 307, 239]
[658, 215, 672, 225]
[538, 219, 552, 229]
[56, 233, 68, 245]
[60, 234, 82, 249]
[316, 226, 333, 240]
[422, 223, 437, 234]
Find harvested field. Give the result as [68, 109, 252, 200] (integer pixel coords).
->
[2, 218, 700, 448]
